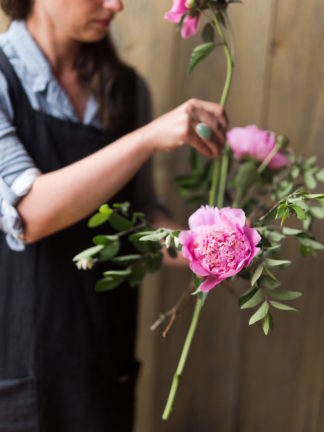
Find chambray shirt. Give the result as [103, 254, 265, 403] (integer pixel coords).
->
[0, 21, 152, 250]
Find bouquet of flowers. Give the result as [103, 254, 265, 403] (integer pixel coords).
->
[74, 0, 324, 420]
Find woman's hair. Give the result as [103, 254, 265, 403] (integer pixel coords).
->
[0, 0, 127, 129]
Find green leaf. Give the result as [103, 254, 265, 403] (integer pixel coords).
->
[73, 245, 104, 261]
[140, 231, 166, 242]
[304, 172, 317, 189]
[310, 206, 324, 219]
[315, 168, 324, 182]
[93, 234, 118, 245]
[281, 208, 289, 226]
[192, 273, 203, 290]
[189, 149, 201, 173]
[99, 204, 113, 216]
[277, 181, 294, 198]
[99, 240, 120, 261]
[264, 258, 291, 268]
[146, 253, 163, 273]
[103, 268, 132, 277]
[88, 212, 110, 228]
[189, 42, 216, 74]
[307, 193, 324, 200]
[268, 290, 302, 301]
[202, 22, 215, 42]
[216, 10, 227, 28]
[95, 277, 124, 292]
[264, 267, 279, 282]
[167, 247, 178, 258]
[276, 203, 288, 219]
[298, 236, 324, 251]
[238, 286, 258, 308]
[262, 312, 273, 336]
[109, 212, 133, 231]
[264, 231, 285, 243]
[112, 254, 141, 265]
[269, 301, 298, 312]
[241, 288, 264, 309]
[260, 275, 281, 290]
[251, 264, 264, 286]
[129, 232, 150, 253]
[127, 263, 146, 288]
[112, 202, 130, 215]
[305, 155, 317, 167]
[234, 161, 260, 204]
[282, 227, 303, 236]
[175, 174, 202, 189]
[249, 301, 269, 325]
[291, 166, 300, 179]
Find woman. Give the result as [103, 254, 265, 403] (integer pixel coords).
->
[0, 0, 228, 430]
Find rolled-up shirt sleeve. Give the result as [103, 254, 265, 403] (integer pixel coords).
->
[0, 71, 41, 250]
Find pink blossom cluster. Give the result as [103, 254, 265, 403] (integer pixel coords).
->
[164, 0, 200, 39]
[227, 125, 290, 169]
[179, 206, 261, 292]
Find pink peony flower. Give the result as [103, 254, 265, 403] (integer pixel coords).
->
[179, 206, 261, 292]
[227, 125, 290, 169]
[164, 0, 200, 39]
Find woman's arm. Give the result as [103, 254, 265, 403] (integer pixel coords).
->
[17, 98, 228, 243]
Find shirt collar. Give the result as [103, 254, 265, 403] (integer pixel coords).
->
[7, 20, 53, 92]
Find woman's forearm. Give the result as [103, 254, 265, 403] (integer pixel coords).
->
[18, 98, 228, 243]
[18, 126, 153, 242]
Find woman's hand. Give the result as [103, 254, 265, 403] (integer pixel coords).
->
[18, 98, 228, 243]
[142, 98, 228, 157]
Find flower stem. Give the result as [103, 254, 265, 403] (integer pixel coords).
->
[162, 7, 234, 421]
[209, 7, 233, 208]
[209, 158, 221, 206]
[162, 296, 202, 420]
[217, 144, 230, 208]
[257, 143, 280, 174]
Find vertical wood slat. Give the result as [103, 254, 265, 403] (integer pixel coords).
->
[232, 0, 324, 431]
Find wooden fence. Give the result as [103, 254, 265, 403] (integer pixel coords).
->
[1, 1, 323, 430]
[113, 1, 324, 431]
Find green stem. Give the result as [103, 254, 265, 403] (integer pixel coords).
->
[209, 8, 233, 208]
[162, 297, 202, 420]
[162, 6, 234, 422]
[257, 143, 280, 174]
[209, 158, 221, 206]
[217, 145, 230, 208]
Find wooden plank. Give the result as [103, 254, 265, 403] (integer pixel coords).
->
[235, 0, 324, 430]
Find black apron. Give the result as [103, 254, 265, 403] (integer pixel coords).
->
[0, 48, 142, 431]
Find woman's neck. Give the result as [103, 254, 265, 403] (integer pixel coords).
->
[26, 11, 81, 75]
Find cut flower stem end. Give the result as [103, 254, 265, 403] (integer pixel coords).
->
[162, 297, 203, 420]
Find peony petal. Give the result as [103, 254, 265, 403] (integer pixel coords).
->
[179, 230, 195, 260]
[269, 152, 291, 169]
[189, 260, 211, 277]
[219, 207, 246, 228]
[165, 0, 188, 14]
[164, 11, 183, 24]
[181, 16, 200, 39]
[244, 226, 261, 266]
[188, 205, 220, 230]
[200, 275, 223, 292]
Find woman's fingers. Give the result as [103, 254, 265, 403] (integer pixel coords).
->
[186, 99, 227, 155]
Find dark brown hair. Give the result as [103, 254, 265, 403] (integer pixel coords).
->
[1, 0, 126, 129]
